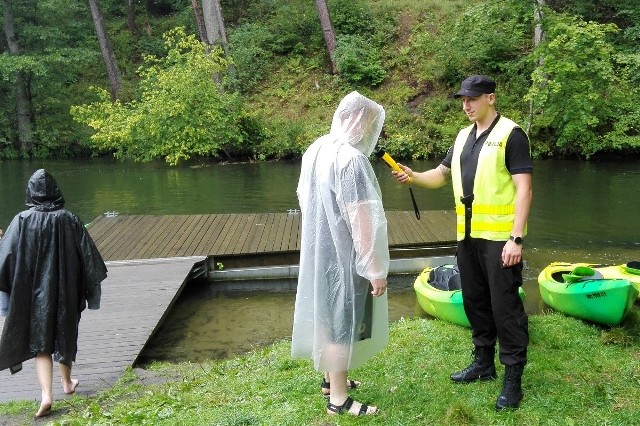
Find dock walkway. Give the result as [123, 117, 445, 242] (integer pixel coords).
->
[89, 210, 456, 264]
[0, 211, 455, 403]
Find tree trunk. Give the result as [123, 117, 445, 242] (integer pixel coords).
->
[201, 0, 229, 55]
[3, 0, 34, 154]
[126, 0, 137, 33]
[315, 0, 337, 74]
[191, 0, 208, 43]
[87, 0, 121, 99]
[528, 0, 547, 133]
[200, 0, 235, 86]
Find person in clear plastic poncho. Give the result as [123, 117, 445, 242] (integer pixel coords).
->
[291, 92, 390, 416]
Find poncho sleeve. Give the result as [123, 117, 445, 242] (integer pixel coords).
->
[337, 154, 389, 281]
[73, 216, 107, 310]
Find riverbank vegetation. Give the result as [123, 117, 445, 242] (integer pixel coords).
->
[2, 1, 640, 163]
[0, 311, 638, 424]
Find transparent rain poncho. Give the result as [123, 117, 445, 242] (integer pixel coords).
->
[291, 91, 390, 372]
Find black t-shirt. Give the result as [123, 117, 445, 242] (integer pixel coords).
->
[442, 114, 532, 197]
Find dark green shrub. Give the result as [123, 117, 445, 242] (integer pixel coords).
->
[334, 34, 385, 86]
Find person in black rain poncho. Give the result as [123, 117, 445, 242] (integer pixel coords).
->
[0, 169, 107, 418]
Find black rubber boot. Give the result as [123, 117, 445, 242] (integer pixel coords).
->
[450, 347, 497, 383]
[495, 363, 525, 411]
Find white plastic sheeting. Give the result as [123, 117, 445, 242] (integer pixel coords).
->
[291, 91, 390, 372]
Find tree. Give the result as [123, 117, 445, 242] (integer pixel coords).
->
[191, 0, 208, 43]
[71, 28, 253, 165]
[87, 0, 121, 98]
[315, 0, 337, 74]
[525, 12, 638, 157]
[527, 0, 547, 133]
[126, 0, 137, 33]
[201, 0, 230, 56]
[2, 0, 34, 154]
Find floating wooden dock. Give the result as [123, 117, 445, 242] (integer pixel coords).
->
[88, 210, 456, 266]
[0, 211, 455, 403]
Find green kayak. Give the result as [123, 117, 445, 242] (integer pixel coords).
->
[414, 264, 525, 328]
[538, 262, 639, 326]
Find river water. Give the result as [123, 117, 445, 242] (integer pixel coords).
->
[1, 158, 638, 362]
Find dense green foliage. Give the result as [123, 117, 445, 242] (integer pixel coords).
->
[2, 0, 640, 163]
[71, 28, 262, 165]
[1, 311, 638, 424]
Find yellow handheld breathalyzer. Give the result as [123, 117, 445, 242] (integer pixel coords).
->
[375, 147, 420, 220]
[375, 148, 412, 183]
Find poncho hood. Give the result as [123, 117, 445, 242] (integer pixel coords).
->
[330, 91, 385, 157]
[26, 169, 65, 211]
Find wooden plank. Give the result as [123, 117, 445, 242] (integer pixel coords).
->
[117, 216, 166, 260]
[190, 214, 226, 256]
[97, 216, 147, 260]
[164, 214, 203, 257]
[144, 215, 193, 259]
[229, 213, 257, 254]
[135, 215, 181, 259]
[85, 215, 112, 241]
[255, 213, 277, 253]
[210, 214, 243, 255]
[178, 214, 215, 257]
[280, 213, 297, 251]
[271, 213, 289, 252]
[288, 213, 301, 251]
[241, 213, 270, 254]
[386, 211, 414, 246]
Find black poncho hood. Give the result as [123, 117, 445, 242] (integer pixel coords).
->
[26, 169, 65, 211]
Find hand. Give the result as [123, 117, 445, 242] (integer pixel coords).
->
[392, 163, 413, 184]
[370, 278, 387, 297]
[501, 240, 523, 268]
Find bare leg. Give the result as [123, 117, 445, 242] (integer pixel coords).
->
[59, 362, 79, 394]
[34, 353, 53, 418]
[321, 371, 361, 396]
[328, 371, 349, 406]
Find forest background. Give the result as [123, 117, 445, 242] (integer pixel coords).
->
[1, 0, 640, 165]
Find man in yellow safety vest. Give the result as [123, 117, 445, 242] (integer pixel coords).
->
[392, 75, 532, 411]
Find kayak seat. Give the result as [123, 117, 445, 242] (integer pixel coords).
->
[448, 273, 462, 291]
[562, 267, 604, 283]
[428, 265, 460, 291]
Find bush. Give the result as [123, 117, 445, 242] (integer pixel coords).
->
[71, 28, 254, 165]
[334, 34, 386, 86]
[227, 23, 273, 93]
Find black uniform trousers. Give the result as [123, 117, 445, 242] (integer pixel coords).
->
[457, 237, 529, 366]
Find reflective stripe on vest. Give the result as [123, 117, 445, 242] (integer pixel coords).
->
[451, 116, 522, 241]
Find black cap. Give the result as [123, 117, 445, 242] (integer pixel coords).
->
[454, 75, 496, 98]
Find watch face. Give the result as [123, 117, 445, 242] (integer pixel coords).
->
[512, 236, 523, 244]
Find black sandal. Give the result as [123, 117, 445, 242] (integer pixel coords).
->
[321, 377, 359, 397]
[326, 397, 377, 416]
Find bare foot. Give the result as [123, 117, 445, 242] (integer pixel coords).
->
[62, 378, 79, 395]
[35, 402, 52, 418]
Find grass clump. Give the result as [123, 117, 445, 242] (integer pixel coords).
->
[1, 311, 639, 425]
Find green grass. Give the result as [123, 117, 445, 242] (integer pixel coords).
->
[1, 311, 639, 425]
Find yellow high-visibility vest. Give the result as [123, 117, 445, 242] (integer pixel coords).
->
[451, 116, 526, 241]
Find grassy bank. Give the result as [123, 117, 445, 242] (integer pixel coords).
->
[1, 311, 639, 425]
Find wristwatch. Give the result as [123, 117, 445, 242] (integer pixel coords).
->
[509, 235, 523, 245]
